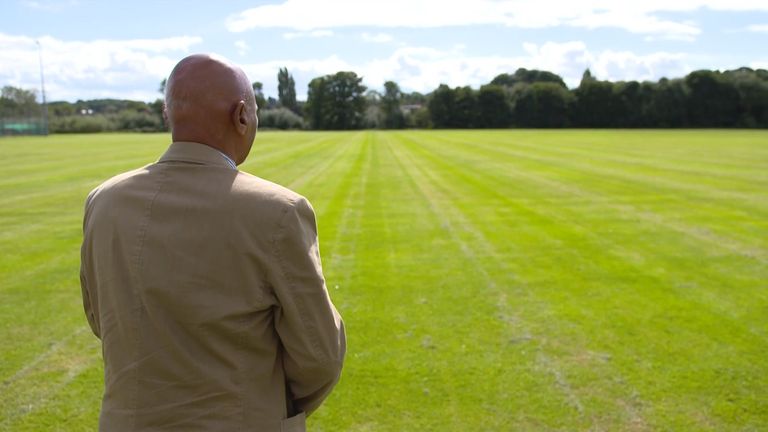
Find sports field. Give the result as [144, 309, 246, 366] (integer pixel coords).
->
[1, 130, 766, 431]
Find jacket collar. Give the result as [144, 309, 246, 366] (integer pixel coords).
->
[158, 142, 237, 169]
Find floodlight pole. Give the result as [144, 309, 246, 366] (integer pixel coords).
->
[35, 39, 49, 135]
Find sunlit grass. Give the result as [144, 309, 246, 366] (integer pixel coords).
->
[1, 130, 766, 431]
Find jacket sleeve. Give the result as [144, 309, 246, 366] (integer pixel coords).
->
[80, 191, 101, 339]
[269, 197, 346, 416]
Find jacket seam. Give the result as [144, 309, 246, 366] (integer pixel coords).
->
[271, 200, 328, 365]
[129, 167, 168, 426]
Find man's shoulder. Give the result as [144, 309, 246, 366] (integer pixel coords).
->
[86, 165, 151, 205]
[229, 172, 316, 227]
[232, 171, 306, 209]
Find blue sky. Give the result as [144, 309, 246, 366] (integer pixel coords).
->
[1, 0, 768, 102]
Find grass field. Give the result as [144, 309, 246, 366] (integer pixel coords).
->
[0, 130, 766, 431]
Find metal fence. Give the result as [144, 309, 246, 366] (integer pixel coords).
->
[0, 116, 48, 136]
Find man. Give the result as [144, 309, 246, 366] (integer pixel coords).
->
[80, 54, 345, 431]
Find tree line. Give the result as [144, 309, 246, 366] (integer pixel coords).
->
[272, 66, 768, 129]
[244, 65, 768, 130]
[2, 66, 767, 134]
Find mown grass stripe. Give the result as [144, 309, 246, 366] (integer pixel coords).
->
[404, 132, 767, 334]
[392, 132, 656, 430]
[425, 133, 768, 262]
[395, 131, 767, 429]
[386, 134, 590, 429]
[505, 136, 768, 187]
[1, 131, 766, 431]
[240, 132, 342, 175]
[435, 133, 768, 215]
[0, 324, 100, 430]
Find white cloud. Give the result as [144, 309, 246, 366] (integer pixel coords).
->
[1, 30, 695, 103]
[364, 42, 690, 90]
[0, 33, 201, 101]
[588, 50, 691, 84]
[519, 42, 691, 85]
[240, 42, 692, 100]
[21, 0, 79, 12]
[242, 55, 352, 80]
[358, 46, 515, 91]
[746, 24, 768, 32]
[569, 10, 700, 41]
[282, 30, 334, 40]
[361, 32, 393, 43]
[240, 55, 354, 99]
[226, 0, 768, 40]
[235, 40, 250, 56]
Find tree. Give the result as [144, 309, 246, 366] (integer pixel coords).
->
[381, 81, 405, 129]
[258, 107, 305, 129]
[572, 75, 618, 127]
[252, 81, 266, 111]
[305, 71, 367, 130]
[427, 85, 479, 128]
[149, 99, 166, 130]
[726, 68, 768, 127]
[401, 90, 427, 127]
[453, 86, 479, 128]
[428, 84, 456, 128]
[511, 82, 572, 127]
[48, 101, 76, 117]
[491, 68, 567, 89]
[402, 91, 426, 106]
[644, 78, 688, 127]
[0, 86, 38, 116]
[486, 69, 569, 128]
[478, 84, 510, 128]
[364, 89, 383, 128]
[156, 78, 168, 130]
[612, 81, 645, 127]
[1, 86, 30, 101]
[685, 70, 740, 127]
[277, 67, 298, 113]
[407, 107, 431, 128]
[306, 78, 327, 129]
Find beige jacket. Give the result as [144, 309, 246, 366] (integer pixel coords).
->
[80, 142, 345, 431]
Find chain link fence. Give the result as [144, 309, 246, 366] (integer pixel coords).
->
[0, 116, 48, 136]
[1, 86, 48, 137]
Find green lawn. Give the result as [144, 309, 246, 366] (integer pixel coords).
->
[1, 130, 766, 431]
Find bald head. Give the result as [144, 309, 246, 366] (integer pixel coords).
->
[165, 54, 258, 165]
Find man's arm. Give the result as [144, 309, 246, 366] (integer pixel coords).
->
[80, 192, 101, 339]
[80, 260, 100, 338]
[269, 197, 346, 416]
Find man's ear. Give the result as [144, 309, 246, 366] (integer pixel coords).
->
[162, 103, 169, 127]
[232, 100, 248, 135]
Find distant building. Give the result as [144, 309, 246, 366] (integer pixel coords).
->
[400, 104, 422, 114]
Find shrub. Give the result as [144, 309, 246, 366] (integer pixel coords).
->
[49, 115, 113, 133]
[258, 108, 305, 130]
